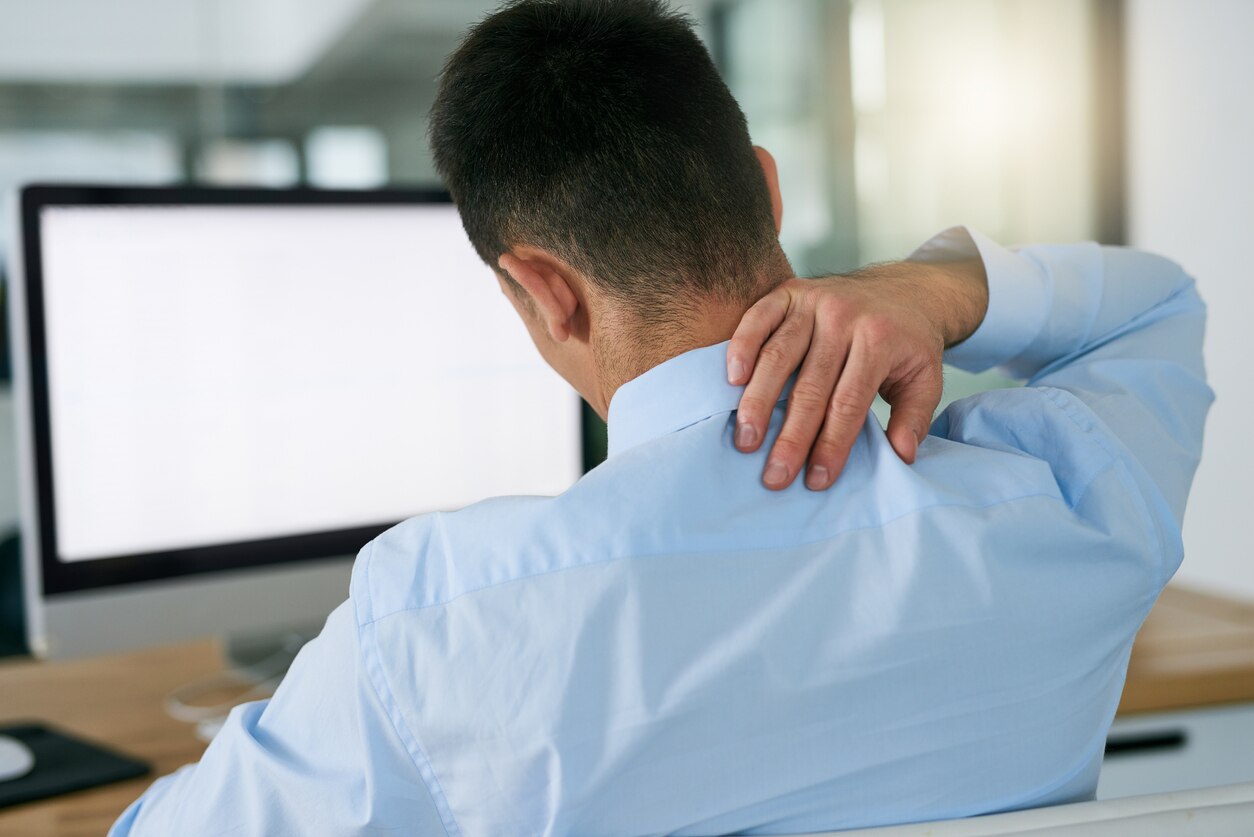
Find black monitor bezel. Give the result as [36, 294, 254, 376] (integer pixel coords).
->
[19, 184, 577, 596]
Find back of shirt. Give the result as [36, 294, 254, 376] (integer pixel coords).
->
[112, 230, 1212, 837]
[352, 232, 1209, 834]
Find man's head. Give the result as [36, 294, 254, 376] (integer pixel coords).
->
[430, 0, 788, 415]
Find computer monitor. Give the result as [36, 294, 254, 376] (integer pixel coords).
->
[9, 185, 583, 660]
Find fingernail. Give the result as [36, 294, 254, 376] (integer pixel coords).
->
[806, 465, 829, 490]
[735, 422, 758, 449]
[728, 356, 746, 384]
[764, 460, 789, 486]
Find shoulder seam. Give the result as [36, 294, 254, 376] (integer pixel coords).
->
[354, 539, 462, 837]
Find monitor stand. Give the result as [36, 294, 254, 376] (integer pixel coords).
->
[167, 622, 324, 742]
[222, 622, 323, 684]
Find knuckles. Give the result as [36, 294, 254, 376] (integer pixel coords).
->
[790, 379, 832, 409]
[737, 395, 773, 420]
[814, 288, 855, 320]
[826, 392, 868, 424]
[757, 339, 794, 370]
[815, 302, 847, 333]
[859, 313, 896, 349]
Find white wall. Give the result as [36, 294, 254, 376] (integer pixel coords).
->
[1126, 0, 1254, 600]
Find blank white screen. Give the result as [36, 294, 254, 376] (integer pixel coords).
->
[39, 204, 581, 562]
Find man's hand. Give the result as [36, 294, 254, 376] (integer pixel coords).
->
[727, 259, 988, 491]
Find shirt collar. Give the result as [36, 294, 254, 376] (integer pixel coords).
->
[606, 340, 792, 458]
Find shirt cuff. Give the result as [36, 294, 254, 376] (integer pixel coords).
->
[909, 226, 1050, 374]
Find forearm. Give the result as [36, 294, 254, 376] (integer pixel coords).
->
[847, 258, 989, 350]
[915, 227, 1204, 382]
[921, 259, 988, 349]
[920, 227, 1211, 527]
[997, 245, 1203, 385]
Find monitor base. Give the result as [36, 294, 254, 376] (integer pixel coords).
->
[163, 622, 323, 739]
[222, 623, 321, 682]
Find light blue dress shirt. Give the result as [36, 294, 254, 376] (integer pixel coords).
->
[112, 228, 1211, 836]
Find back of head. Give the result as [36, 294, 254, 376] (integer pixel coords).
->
[430, 0, 780, 322]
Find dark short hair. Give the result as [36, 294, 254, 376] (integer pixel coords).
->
[430, 0, 779, 319]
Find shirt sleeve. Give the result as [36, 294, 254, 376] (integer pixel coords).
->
[108, 600, 449, 837]
[916, 227, 1212, 566]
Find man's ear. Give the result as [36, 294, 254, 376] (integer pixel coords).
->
[497, 248, 582, 342]
[754, 145, 784, 235]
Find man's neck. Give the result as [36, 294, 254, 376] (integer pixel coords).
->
[593, 263, 792, 417]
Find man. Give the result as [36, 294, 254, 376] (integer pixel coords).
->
[112, 1, 1211, 835]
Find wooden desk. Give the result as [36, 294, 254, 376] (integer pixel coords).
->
[1118, 585, 1254, 714]
[2, 584, 1254, 836]
[0, 641, 220, 836]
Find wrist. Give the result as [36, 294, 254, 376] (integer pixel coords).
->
[919, 259, 989, 348]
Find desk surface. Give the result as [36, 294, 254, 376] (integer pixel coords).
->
[2, 583, 1254, 836]
[0, 640, 220, 836]
[1118, 585, 1254, 714]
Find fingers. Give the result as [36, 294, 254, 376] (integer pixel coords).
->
[733, 302, 813, 456]
[727, 289, 791, 386]
[801, 340, 883, 490]
[727, 269, 946, 491]
[758, 332, 849, 489]
[883, 361, 943, 465]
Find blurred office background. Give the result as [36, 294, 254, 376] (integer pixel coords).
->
[0, 0, 1249, 601]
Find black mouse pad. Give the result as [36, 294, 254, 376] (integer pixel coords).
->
[0, 721, 150, 809]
